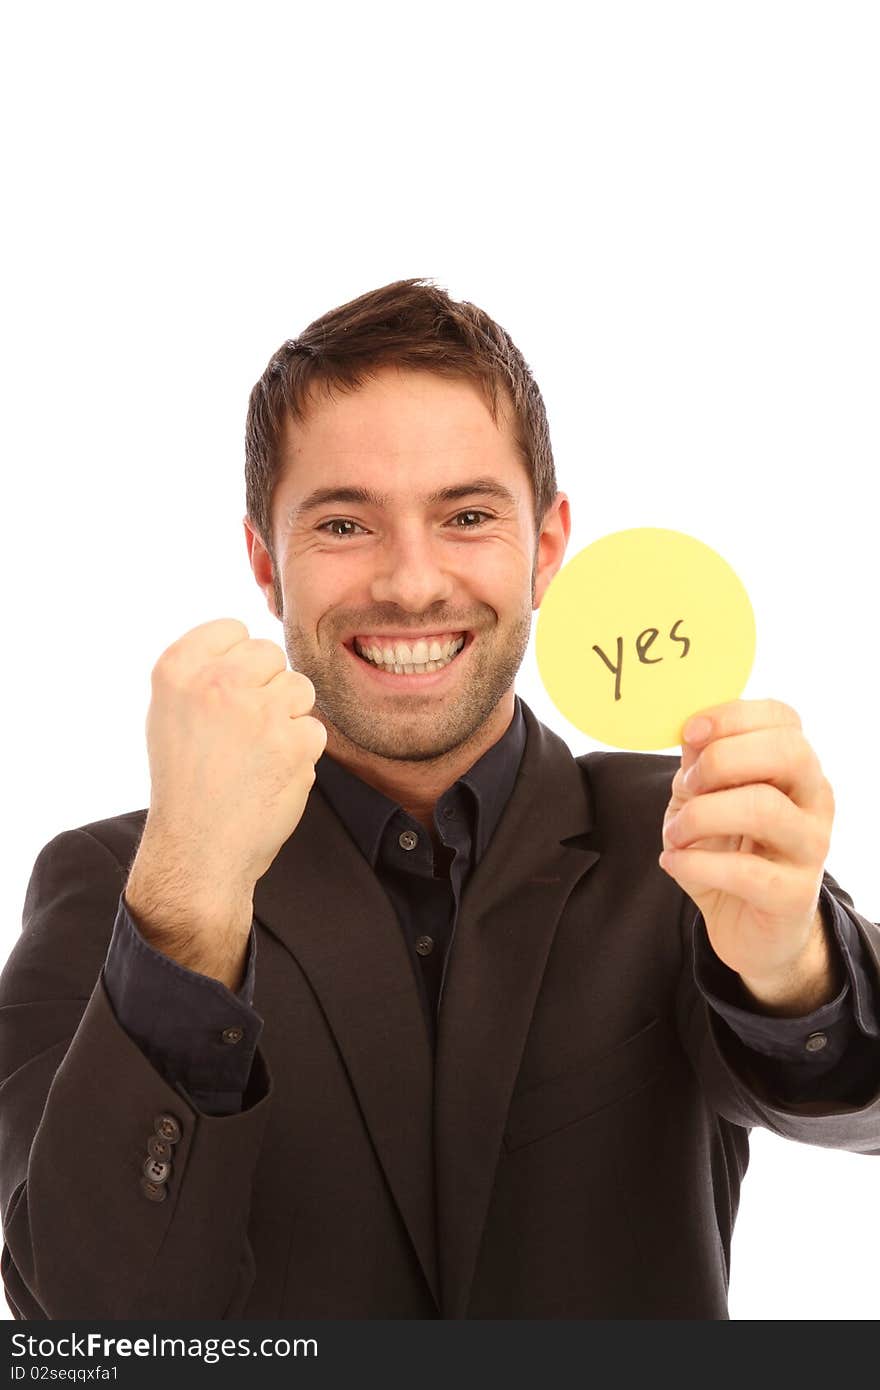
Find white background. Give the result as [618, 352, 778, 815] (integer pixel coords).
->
[2, 1, 878, 1321]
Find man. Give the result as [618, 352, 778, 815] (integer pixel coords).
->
[1, 278, 878, 1320]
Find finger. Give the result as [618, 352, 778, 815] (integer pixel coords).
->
[666, 745, 718, 830]
[663, 784, 830, 867]
[295, 711, 329, 762]
[663, 744, 701, 825]
[267, 667, 318, 715]
[680, 698, 803, 746]
[166, 617, 251, 661]
[221, 638, 289, 686]
[658, 848, 820, 919]
[678, 726, 830, 814]
[671, 726, 728, 800]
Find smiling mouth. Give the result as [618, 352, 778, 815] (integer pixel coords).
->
[344, 632, 471, 676]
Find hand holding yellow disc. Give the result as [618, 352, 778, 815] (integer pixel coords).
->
[535, 528, 756, 751]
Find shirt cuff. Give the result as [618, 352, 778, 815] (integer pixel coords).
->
[102, 893, 263, 1109]
[692, 878, 876, 1069]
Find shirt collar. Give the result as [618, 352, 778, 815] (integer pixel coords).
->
[313, 694, 528, 868]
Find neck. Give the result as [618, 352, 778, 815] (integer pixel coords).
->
[319, 691, 516, 824]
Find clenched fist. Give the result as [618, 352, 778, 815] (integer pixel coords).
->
[125, 618, 327, 988]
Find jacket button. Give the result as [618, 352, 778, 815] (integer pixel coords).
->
[221, 1026, 244, 1044]
[147, 1134, 173, 1162]
[140, 1176, 168, 1203]
[154, 1114, 182, 1143]
[143, 1156, 172, 1184]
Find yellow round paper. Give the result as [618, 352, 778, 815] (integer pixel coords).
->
[535, 528, 756, 751]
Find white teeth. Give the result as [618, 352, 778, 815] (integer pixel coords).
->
[355, 634, 466, 673]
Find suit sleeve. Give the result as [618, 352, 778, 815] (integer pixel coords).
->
[102, 896, 263, 1115]
[692, 880, 879, 1103]
[675, 866, 880, 1151]
[0, 827, 274, 1320]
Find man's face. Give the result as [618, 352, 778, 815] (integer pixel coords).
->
[251, 365, 568, 764]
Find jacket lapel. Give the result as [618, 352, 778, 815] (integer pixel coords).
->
[433, 702, 601, 1316]
[252, 787, 440, 1307]
[251, 699, 600, 1319]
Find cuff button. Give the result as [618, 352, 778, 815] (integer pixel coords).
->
[147, 1134, 173, 1162]
[221, 1026, 245, 1045]
[154, 1113, 182, 1143]
[143, 1156, 171, 1184]
[140, 1176, 168, 1203]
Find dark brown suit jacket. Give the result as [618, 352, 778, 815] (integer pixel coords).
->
[2, 701, 879, 1319]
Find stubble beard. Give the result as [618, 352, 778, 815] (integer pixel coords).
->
[279, 596, 534, 764]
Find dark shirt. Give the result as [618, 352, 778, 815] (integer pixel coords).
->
[102, 694, 880, 1115]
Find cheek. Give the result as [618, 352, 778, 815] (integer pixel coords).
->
[286, 556, 350, 609]
[472, 551, 533, 608]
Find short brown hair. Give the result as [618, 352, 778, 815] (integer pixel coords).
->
[244, 277, 557, 600]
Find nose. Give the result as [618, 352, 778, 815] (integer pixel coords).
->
[368, 522, 456, 612]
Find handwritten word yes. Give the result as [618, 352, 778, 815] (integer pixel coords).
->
[592, 619, 690, 701]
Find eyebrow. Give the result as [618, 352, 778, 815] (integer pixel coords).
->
[287, 477, 519, 523]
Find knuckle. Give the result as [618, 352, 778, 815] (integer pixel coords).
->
[151, 651, 184, 690]
[194, 659, 228, 692]
[748, 782, 771, 830]
[291, 713, 326, 762]
[206, 617, 249, 642]
[699, 745, 718, 783]
[305, 714, 328, 750]
[249, 637, 289, 671]
[290, 670, 317, 705]
[764, 864, 787, 899]
[249, 636, 283, 656]
[775, 699, 801, 728]
[814, 824, 832, 862]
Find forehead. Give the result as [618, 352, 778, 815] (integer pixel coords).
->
[279, 365, 522, 478]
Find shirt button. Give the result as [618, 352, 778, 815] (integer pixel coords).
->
[221, 1026, 244, 1045]
[442, 806, 456, 819]
[415, 935, 434, 956]
[805, 1032, 828, 1053]
[154, 1114, 182, 1144]
[398, 830, 419, 851]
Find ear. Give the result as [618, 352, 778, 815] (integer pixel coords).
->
[533, 492, 571, 609]
[243, 516, 282, 619]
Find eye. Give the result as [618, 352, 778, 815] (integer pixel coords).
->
[317, 518, 368, 539]
[317, 510, 492, 539]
